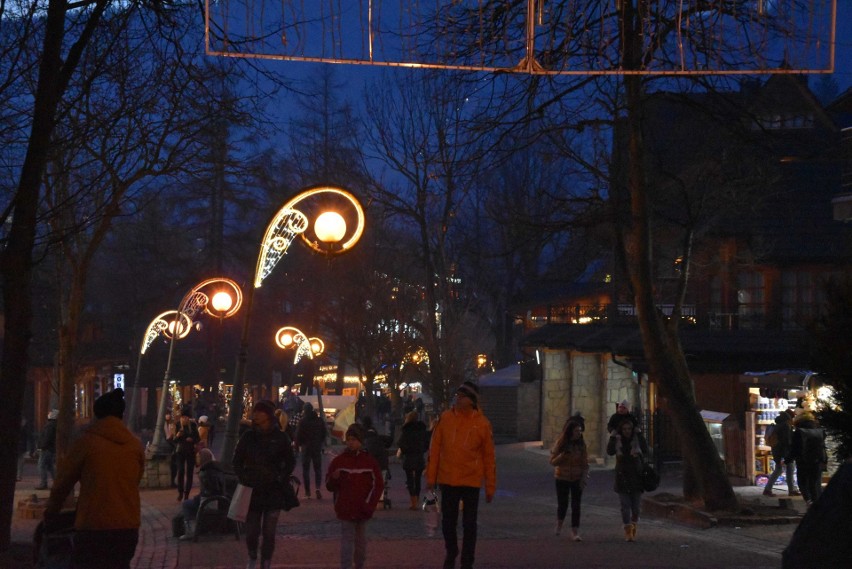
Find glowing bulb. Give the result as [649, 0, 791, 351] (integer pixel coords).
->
[314, 211, 346, 243]
[280, 332, 294, 347]
[211, 291, 233, 312]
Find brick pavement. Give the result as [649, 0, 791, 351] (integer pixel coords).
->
[12, 443, 806, 568]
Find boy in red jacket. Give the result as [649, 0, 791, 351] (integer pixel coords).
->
[326, 423, 384, 569]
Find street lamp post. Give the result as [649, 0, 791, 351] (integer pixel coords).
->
[275, 326, 326, 423]
[148, 277, 243, 458]
[220, 185, 365, 468]
[126, 310, 192, 431]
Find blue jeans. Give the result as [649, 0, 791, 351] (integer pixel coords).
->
[38, 449, 55, 487]
[340, 519, 368, 569]
[440, 485, 480, 569]
[766, 458, 796, 493]
[618, 491, 642, 525]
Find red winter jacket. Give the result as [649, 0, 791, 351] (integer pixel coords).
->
[325, 447, 383, 521]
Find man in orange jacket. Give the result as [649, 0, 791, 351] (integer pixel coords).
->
[44, 388, 144, 569]
[427, 381, 496, 569]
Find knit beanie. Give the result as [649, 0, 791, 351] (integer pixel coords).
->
[94, 388, 126, 419]
[253, 400, 277, 421]
[345, 423, 365, 443]
[457, 381, 480, 408]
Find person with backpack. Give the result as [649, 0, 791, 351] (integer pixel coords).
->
[791, 411, 828, 506]
[763, 410, 800, 497]
[296, 403, 327, 500]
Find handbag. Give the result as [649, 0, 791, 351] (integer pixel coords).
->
[227, 483, 252, 522]
[641, 462, 660, 492]
[282, 475, 300, 511]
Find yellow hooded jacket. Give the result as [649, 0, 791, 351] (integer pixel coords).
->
[46, 416, 145, 531]
[426, 407, 496, 497]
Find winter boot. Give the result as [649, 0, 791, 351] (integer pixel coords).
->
[624, 524, 633, 541]
[179, 520, 195, 541]
[571, 527, 582, 542]
[260, 560, 272, 569]
[555, 520, 563, 536]
[410, 496, 419, 510]
[630, 523, 638, 541]
[245, 559, 257, 569]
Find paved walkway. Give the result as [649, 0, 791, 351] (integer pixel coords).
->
[12, 443, 807, 568]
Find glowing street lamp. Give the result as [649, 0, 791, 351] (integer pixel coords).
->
[276, 326, 326, 425]
[149, 277, 242, 457]
[220, 185, 365, 467]
[125, 310, 192, 430]
[275, 326, 325, 362]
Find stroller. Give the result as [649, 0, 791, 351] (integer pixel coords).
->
[33, 509, 75, 569]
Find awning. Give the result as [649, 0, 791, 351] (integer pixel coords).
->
[739, 370, 817, 388]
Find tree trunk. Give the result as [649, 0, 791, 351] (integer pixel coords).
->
[0, 0, 70, 550]
[622, 69, 737, 511]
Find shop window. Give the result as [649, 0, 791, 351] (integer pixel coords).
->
[781, 271, 817, 329]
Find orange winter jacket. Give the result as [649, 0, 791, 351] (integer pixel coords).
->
[46, 416, 144, 531]
[426, 408, 496, 497]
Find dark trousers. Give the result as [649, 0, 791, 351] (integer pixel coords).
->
[169, 452, 178, 485]
[71, 528, 138, 569]
[301, 445, 322, 493]
[245, 508, 281, 561]
[555, 479, 583, 528]
[440, 485, 480, 569]
[797, 461, 823, 503]
[176, 452, 195, 497]
[405, 468, 423, 497]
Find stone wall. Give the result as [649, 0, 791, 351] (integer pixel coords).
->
[571, 353, 605, 461]
[517, 382, 541, 441]
[540, 349, 644, 465]
[141, 454, 174, 489]
[541, 351, 570, 451]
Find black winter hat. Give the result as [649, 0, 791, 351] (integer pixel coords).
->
[94, 388, 126, 419]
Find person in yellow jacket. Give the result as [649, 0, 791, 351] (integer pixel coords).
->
[44, 388, 144, 569]
[427, 381, 496, 569]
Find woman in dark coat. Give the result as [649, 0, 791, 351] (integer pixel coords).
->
[606, 418, 648, 542]
[397, 411, 429, 510]
[233, 400, 296, 569]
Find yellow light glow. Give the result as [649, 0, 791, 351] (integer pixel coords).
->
[314, 211, 347, 243]
[211, 291, 234, 312]
[277, 331, 295, 348]
[309, 338, 325, 355]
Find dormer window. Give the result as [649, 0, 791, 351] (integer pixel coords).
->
[753, 113, 814, 130]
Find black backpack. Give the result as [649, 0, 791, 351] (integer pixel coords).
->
[798, 427, 826, 465]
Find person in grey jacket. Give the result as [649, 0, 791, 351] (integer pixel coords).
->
[36, 410, 58, 490]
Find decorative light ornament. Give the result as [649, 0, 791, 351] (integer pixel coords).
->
[254, 186, 366, 287]
[143, 310, 192, 351]
[275, 326, 325, 364]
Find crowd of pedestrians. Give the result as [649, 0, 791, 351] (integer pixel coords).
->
[27, 384, 837, 569]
